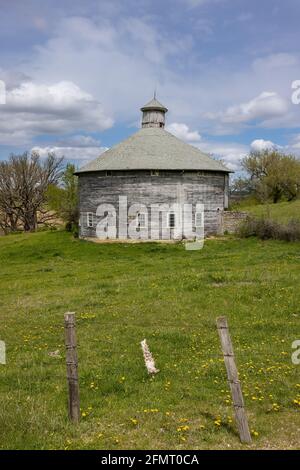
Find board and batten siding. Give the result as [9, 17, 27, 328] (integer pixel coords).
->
[78, 170, 228, 240]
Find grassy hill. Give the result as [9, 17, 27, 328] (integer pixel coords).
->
[0, 231, 299, 449]
[235, 199, 300, 224]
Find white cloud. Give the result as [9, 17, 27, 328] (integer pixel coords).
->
[287, 134, 300, 156]
[21, 15, 195, 123]
[291, 135, 300, 150]
[208, 92, 289, 125]
[250, 136, 300, 158]
[1, 9, 299, 155]
[167, 122, 247, 171]
[13, 13, 299, 138]
[0, 80, 113, 145]
[55, 135, 103, 148]
[0, 68, 31, 90]
[32, 136, 108, 162]
[166, 122, 201, 142]
[250, 139, 277, 152]
[196, 141, 248, 171]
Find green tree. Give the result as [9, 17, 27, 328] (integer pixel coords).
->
[242, 150, 300, 203]
[47, 163, 79, 232]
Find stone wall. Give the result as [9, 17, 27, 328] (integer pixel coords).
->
[222, 211, 248, 233]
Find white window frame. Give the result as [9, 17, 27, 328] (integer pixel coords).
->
[87, 212, 94, 228]
[167, 212, 176, 229]
[137, 212, 146, 228]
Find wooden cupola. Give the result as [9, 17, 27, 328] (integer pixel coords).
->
[140, 94, 168, 129]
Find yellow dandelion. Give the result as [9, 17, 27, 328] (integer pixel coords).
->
[130, 418, 138, 425]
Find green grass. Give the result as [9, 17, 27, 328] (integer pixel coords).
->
[237, 199, 300, 224]
[0, 231, 299, 449]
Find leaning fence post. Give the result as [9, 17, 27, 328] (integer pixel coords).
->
[216, 316, 252, 444]
[64, 312, 80, 423]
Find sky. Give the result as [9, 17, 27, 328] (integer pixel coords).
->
[0, 0, 300, 173]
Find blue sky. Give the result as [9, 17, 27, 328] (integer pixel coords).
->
[0, 0, 300, 172]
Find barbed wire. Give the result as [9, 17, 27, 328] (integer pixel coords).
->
[1, 372, 298, 384]
[2, 318, 297, 325]
[2, 349, 297, 358]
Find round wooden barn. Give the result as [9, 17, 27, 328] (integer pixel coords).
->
[75, 97, 231, 241]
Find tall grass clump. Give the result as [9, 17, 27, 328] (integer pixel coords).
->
[237, 216, 300, 241]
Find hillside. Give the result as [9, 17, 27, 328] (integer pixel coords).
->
[236, 199, 300, 223]
[0, 231, 299, 449]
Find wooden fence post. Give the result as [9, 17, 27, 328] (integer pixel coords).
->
[216, 316, 252, 444]
[64, 312, 80, 423]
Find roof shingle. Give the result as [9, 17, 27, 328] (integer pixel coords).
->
[76, 127, 231, 173]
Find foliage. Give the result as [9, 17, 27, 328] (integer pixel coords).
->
[237, 216, 300, 241]
[0, 152, 63, 233]
[241, 150, 300, 203]
[47, 163, 79, 233]
[0, 231, 299, 449]
[230, 177, 253, 196]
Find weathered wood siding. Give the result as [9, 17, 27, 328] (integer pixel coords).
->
[142, 110, 165, 128]
[78, 170, 227, 240]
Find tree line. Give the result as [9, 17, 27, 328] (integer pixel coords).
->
[0, 152, 78, 234]
[0, 149, 299, 235]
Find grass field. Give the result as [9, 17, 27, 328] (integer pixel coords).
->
[235, 199, 300, 224]
[0, 231, 299, 449]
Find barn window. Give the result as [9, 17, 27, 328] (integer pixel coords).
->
[87, 212, 94, 228]
[106, 171, 112, 176]
[151, 170, 160, 176]
[168, 212, 176, 229]
[137, 212, 146, 228]
[195, 212, 203, 227]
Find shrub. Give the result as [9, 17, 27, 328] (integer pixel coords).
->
[71, 223, 79, 238]
[279, 219, 300, 242]
[237, 216, 300, 241]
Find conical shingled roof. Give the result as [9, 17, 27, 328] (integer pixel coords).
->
[140, 97, 168, 112]
[76, 127, 231, 174]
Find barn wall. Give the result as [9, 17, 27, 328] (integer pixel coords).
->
[78, 171, 227, 240]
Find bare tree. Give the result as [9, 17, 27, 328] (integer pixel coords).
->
[0, 152, 64, 233]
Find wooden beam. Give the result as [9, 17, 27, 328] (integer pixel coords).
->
[64, 312, 80, 423]
[216, 316, 251, 444]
